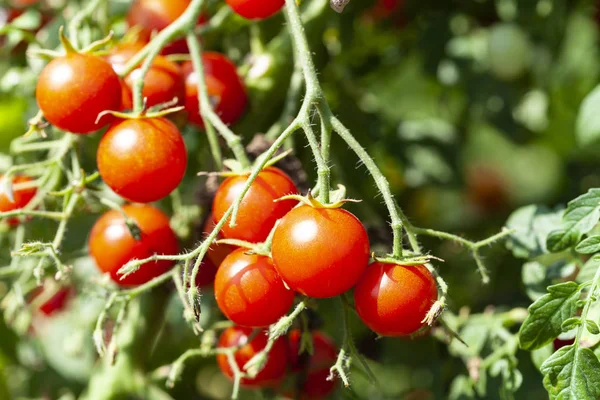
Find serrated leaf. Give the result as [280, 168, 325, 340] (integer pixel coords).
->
[519, 282, 581, 350]
[547, 189, 600, 252]
[505, 205, 564, 259]
[577, 84, 600, 146]
[561, 317, 582, 332]
[586, 320, 600, 335]
[575, 235, 600, 254]
[540, 345, 600, 399]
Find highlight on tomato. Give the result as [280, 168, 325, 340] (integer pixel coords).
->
[88, 204, 179, 286]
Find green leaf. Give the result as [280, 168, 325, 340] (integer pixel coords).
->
[532, 343, 555, 370]
[519, 282, 582, 350]
[575, 235, 600, 254]
[576, 84, 600, 147]
[522, 260, 577, 301]
[587, 320, 600, 335]
[561, 317, 582, 332]
[505, 205, 564, 259]
[449, 375, 475, 400]
[577, 255, 600, 284]
[540, 345, 600, 399]
[547, 189, 600, 252]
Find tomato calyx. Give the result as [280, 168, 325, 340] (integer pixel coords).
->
[94, 97, 184, 123]
[215, 238, 271, 256]
[28, 26, 116, 60]
[275, 187, 360, 210]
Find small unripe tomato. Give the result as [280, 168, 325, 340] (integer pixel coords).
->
[88, 204, 179, 286]
[217, 326, 288, 387]
[214, 248, 294, 327]
[182, 52, 247, 127]
[225, 0, 284, 20]
[126, 0, 207, 55]
[107, 43, 185, 109]
[0, 175, 37, 225]
[271, 205, 370, 298]
[97, 117, 187, 203]
[353, 263, 438, 336]
[36, 53, 122, 134]
[287, 329, 337, 400]
[212, 167, 298, 243]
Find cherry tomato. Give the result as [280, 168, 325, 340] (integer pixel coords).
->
[287, 329, 337, 400]
[225, 0, 284, 20]
[29, 284, 72, 316]
[126, 0, 207, 55]
[212, 167, 298, 243]
[194, 215, 235, 287]
[36, 53, 121, 134]
[353, 262, 438, 336]
[97, 117, 187, 203]
[88, 204, 179, 286]
[181, 52, 247, 127]
[217, 326, 288, 387]
[215, 248, 294, 327]
[0, 175, 37, 225]
[271, 205, 370, 298]
[107, 43, 185, 109]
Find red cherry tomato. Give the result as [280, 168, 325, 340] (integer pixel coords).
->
[0, 175, 37, 225]
[126, 0, 207, 55]
[271, 205, 370, 298]
[215, 248, 294, 327]
[212, 167, 298, 243]
[97, 117, 187, 203]
[181, 52, 247, 127]
[353, 262, 438, 336]
[29, 284, 72, 316]
[217, 326, 288, 387]
[288, 329, 337, 400]
[225, 0, 284, 20]
[36, 53, 121, 134]
[107, 44, 185, 109]
[194, 215, 235, 287]
[88, 204, 179, 286]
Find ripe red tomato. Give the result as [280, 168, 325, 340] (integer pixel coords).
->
[212, 167, 298, 243]
[126, 0, 207, 55]
[353, 262, 438, 336]
[225, 0, 284, 20]
[215, 248, 294, 327]
[97, 117, 187, 203]
[287, 329, 337, 400]
[0, 175, 37, 225]
[217, 326, 288, 387]
[194, 215, 235, 287]
[36, 53, 122, 134]
[88, 204, 179, 286]
[29, 284, 72, 316]
[107, 44, 185, 109]
[271, 205, 370, 298]
[181, 52, 247, 127]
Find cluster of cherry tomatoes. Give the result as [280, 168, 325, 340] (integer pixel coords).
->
[0, 0, 439, 396]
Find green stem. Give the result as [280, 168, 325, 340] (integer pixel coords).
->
[67, 0, 106, 48]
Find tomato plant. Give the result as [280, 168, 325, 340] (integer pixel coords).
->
[212, 167, 298, 243]
[271, 205, 370, 298]
[97, 117, 187, 203]
[0, 175, 36, 225]
[88, 204, 179, 286]
[182, 52, 247, 127]
[36, 53, 122, 134]
[214, 248, 294, 327]
[217, 326, 288, 387]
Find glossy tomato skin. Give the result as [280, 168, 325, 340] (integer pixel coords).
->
[97, 117, 187, 203]
[0, 175, 37, 225]
[181, 53, 247, 127]
[107, 44, 185, 109]
[288, 329, 337, 400]
[126, 0, 206, 55]
[212, 167, 298, 243]
[36, 53, 121, 134]
[271, 205, 370, 298]
[215, 248, 294, 327]
[88, 204, 179, 286]
[217, 326, 288, 387]
[225, 0, 284, 20]
[353, 263, 438, 336]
